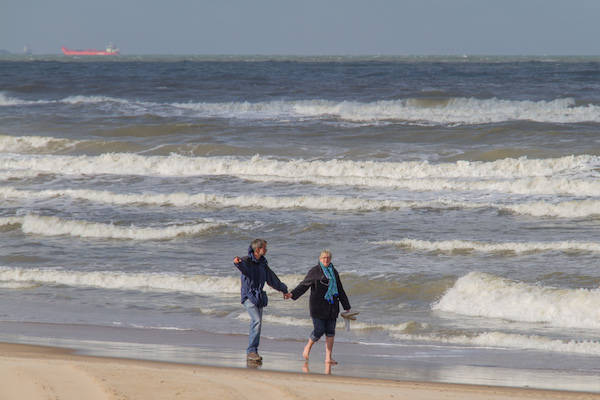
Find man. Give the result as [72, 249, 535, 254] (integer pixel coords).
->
[233, 239, 289, 362]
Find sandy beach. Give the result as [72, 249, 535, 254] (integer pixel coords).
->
[0, 342, 598, 400]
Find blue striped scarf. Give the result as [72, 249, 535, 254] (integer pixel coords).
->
[320, 262, 338, 304]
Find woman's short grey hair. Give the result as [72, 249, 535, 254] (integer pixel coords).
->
[251, 238, 267, 251]
[320, 249, 332, 258]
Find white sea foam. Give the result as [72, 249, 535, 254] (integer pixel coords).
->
[3, 215, 221, 240]
[500, 199, 600, 218]
[392, 331, 600, 356]
[0, 153, 595, 182]
[0, 266, 241, 294]
[0, 93, 51, 106]
[0, 186, 463, 212]
[61, 95, 130, 105]
[0, 281, 40, 289]
[433, 271, 600, 329]
[0, 135, 78, 153]
[5, 94, 600, 125]
[0, 170, 43, 180]
[0, 266, 303, 296]
[0, 217, 23, 227]
[173, 97, 600, 125]
[237, 312, 420, 332]
[378, 239, 600, 254]
[5, 186, 600, 218]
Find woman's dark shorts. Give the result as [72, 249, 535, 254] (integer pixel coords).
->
[310, 317, 336, 341]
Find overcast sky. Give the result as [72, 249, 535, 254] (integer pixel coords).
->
[2, 0, 600, 55]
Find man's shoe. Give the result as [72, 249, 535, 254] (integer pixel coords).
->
[247, 352, 262, 361]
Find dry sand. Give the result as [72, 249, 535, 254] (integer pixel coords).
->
[1, 342, 599, 400]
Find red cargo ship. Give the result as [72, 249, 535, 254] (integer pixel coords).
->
[61, 43, 119, 56]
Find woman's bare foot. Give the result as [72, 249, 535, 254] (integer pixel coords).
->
[302, 361, 309, 373]
[325, 359, 338, 365]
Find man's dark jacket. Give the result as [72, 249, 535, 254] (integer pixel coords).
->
[234, 246, 288, 307]
[290, 264, 350, 320]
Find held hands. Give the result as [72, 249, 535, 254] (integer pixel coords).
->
[283, 292, 292, 300]
[233, 256, 241, 264]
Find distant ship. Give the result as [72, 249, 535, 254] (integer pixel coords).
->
[61, 43, 119, 56]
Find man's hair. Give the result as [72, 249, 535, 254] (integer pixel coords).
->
[320, 249, 332, 258]
[251, 238, 267, 251]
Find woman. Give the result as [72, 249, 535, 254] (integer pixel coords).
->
[286, 250, 351, 364]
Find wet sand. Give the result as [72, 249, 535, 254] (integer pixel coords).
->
[1, 342, 599, 400]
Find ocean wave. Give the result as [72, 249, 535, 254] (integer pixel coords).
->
[0, 186, 466, 212]
[0, 93, 52, 106]
[5, 93, 600, 125]
[61, 95, 131, 105]
[159, 97, 600, 125]
[103, 98, 600, 125]
[0, 217, 23, 228]
[3, 152, 600, 196]
[237, 312, 421, 332]
[0, 266, 240, 294]
[500, 199, 600, 218]
[0, 134, 78, 154]
[0, 281, 40, 289]
[433, 271, 600, 329]
[0, 153, 595, 181]
[392, 331, 600, 356]
[0, 266, 304, 296]
[2, 215, 222, 240]
[4, 188, 600, 219]
[0, 170, 45, 181]
[378, 239, 600, 254]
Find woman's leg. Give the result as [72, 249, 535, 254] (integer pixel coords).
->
[306, 318, 325, 360]
[325, 318, 337, 364]
[325, 335, 337, 364]
[303, 338, 315, 360]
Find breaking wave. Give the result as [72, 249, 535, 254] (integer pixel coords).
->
[0, 186, 467, 212]
[6, 93, 600, 126]
[0, 153, 595, 182]
[378, 239, 600, 254]
[433, 271, 600, 329]
[0, 135, 78, 153]
[237, 312, 421, 333]
[5, 186, 600, 218]
[0, 266, 303, 296]
[1, 215, 222, 240]
[392, 331, 600, 356]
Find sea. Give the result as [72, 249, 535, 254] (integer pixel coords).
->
[1, 54, 600, 390]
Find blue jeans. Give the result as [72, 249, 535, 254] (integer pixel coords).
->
[243, 299, 263, 354]
[310, 317, 336, 342]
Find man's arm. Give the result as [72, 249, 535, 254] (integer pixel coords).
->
[233, 257, 250, 275]
[265, 266, 288, 293]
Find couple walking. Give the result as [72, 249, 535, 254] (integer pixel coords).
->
[233, 238, 351, 365]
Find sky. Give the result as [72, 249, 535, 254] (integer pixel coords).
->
[2, 0, 600, 55]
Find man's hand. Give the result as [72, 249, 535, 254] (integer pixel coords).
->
[283, 292, 292, 299]
[233, 256, 241, 264]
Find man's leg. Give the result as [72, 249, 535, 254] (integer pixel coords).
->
[243, 300, 263, 358]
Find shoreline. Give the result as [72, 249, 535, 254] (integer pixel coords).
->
[2, 342, 600, 400]
[0, 321, 599, 396]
